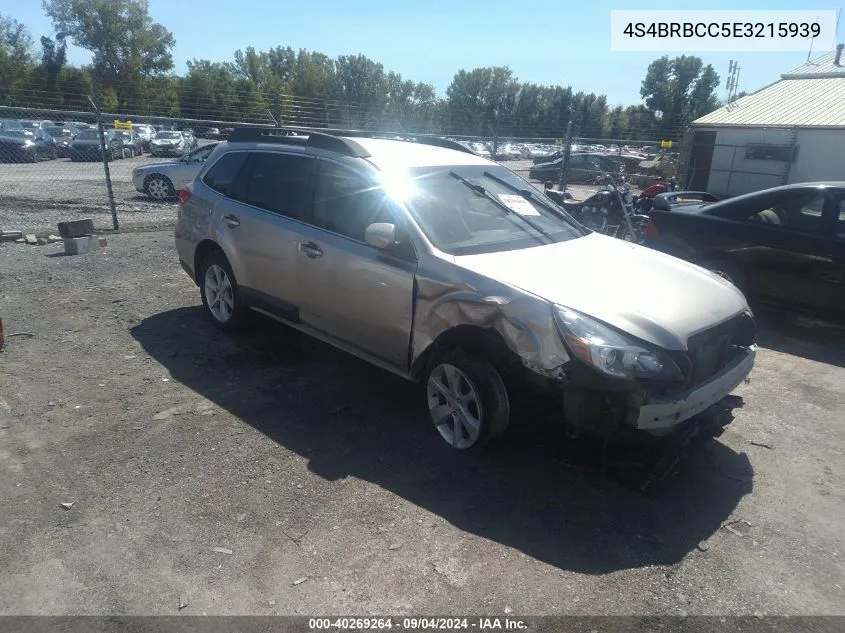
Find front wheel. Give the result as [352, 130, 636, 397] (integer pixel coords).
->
[199, 249, 246, 331]
[144, 175, 175, 201]
[425, 349, 510, 451]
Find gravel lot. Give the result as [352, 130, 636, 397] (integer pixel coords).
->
[0, 155, 601, 235]
[0, 231, 843, 616]
[0, 142, 217, 234]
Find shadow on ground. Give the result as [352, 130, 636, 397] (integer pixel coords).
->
[754, 305, 845, 368]
[132, 307, 754, 575]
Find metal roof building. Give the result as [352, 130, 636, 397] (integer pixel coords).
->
[684, 46, 845, 196]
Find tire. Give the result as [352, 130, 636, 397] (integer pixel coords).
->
[425, 348, 510, 451]
[702, 260, 748, 296]
[144, 174, 176, 201]
[199, 249, 246, 332]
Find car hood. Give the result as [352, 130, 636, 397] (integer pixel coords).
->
[70, 140, 102, 146]
[452, 233, 748, 351]
[135, 159, 181, 172]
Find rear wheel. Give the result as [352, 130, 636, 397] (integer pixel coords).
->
[199, 249, 246, 331]
[425, 349, 510, 451]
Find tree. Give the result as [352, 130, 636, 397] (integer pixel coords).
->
[0, 12, 33, 103]
[43, 0, 175, 108]
[179, 59, 238, 120]
[29, 34, 67, 104]
[445, 66, 516, 136]
[640, 55, 720, 137]
[335, 54, 388, 127]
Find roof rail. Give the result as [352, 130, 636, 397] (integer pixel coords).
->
[228, 125, 476, 157]
[227, 126, 371, 158]
[325, 129, 477, 156]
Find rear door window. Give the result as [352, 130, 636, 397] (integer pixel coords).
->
[202, 151, 248, 198]
[237, 152, 314, 220]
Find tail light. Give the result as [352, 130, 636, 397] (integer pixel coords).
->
[178, 187, 191, 205]
[645, 216, 660, 239]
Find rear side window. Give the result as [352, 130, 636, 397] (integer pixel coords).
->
[202, 151, 247, 198]
[239, 152, 314, 219]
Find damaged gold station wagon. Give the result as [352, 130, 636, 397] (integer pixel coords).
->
[175, 127, 757, 454]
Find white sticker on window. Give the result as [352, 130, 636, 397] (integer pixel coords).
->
[497, 194, 541, 216]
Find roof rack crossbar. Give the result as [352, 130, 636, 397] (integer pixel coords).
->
[227, 126, 371, 158]
[228, 125, 477, 157]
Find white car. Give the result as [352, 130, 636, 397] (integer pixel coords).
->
[132, 124, 156, 151]
[132, 143, 218, 200]
[149, 131, 190, 157]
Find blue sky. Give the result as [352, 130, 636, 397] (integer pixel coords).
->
[3, 0, 844, 105]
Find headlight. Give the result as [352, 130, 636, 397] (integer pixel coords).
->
[553, 306, 683, 381]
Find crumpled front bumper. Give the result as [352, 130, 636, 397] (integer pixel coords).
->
[635, 345, 756, 434]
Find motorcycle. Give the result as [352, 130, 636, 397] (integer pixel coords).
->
[632, 179, 675, 214]
[556, 174, 651, 243]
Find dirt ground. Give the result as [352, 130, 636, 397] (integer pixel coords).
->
[0, 230, 843, 616]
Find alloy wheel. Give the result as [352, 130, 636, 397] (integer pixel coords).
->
[146, 177, 171, 201]
[204, 264, 234, 323]
[427, 363, 484, 449]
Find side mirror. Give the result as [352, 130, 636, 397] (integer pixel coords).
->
[364, 223, 396, 249]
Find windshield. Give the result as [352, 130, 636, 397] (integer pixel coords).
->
[1, 130, 32, 139]
[76, 129, 100, 140]
[18, 121, 39, 129]
[116, 131, 132, 139]
[46, 127, 73, 137]
[155, 131, 182, 139]
[390, 165, 585, 255]
[185, 143, 217, 161]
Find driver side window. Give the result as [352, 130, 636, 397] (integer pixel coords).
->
[312, 160, 394, 242]
[746, 192, 826, 234]
[568, 154, 586, 169]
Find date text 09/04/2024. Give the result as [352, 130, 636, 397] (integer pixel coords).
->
[622, 22, 821, 39]
[308, 617, 528, 630]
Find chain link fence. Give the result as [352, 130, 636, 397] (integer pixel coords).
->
[0, 100, 682, 236]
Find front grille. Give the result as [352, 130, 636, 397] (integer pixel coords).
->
[686, 312, 756, 388]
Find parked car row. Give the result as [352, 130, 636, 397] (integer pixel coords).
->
[0, 118, 202, 163]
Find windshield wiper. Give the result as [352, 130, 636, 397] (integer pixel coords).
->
[448, 170, 555, 244]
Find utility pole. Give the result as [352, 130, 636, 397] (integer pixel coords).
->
[726, 60, 741, 103]
[87, 89, 118, 231]
[558, 118, 573, 190]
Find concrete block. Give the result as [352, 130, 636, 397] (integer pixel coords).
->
[63, 235, 101, 255]
[58, 219, 95, 239]
[25, 234, 37, 245]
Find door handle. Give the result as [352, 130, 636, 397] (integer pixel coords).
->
[222, 214, 240, 228]
[299, 241, 323, 258]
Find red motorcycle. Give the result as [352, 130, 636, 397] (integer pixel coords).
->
[633, 180, 675, 213]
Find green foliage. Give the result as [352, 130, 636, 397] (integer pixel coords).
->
[43, 0, 174, 107]
[640, 55, 720, 135]
[0, 12, 33, 104]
